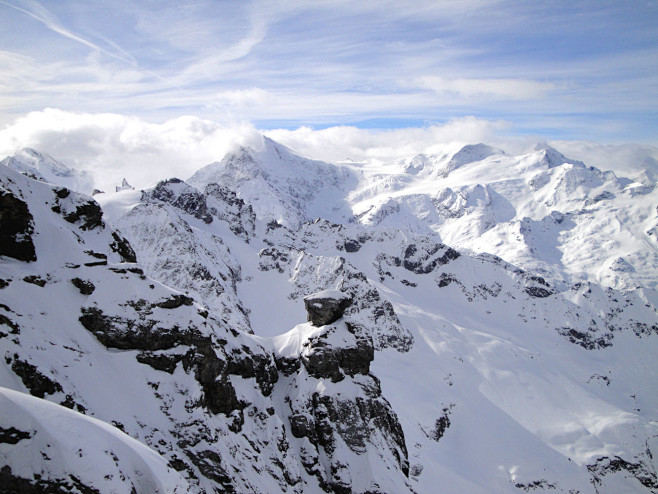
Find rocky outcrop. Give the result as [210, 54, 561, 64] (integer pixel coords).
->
[50, 187, 104, 231]
[0, 465, 102, 494]
[587, 454, 658, 492]
[522, 273, 554, 298]
[0, 190, 36, 262]
[300, 323, 373, 382]
[110, 231, 137, 263]
[8, 356, 63, 398]
[304, 290, 352, 327]
[71, 278, 95, 295]
[277, 248, 413, 352]
[282, 318, 410, 492]
[399, 241, 460, 274]
[62, 200, 104, 230]
[148, 178, 213, 224]
[204, 183, 256, 241]
[78, 299, 278, 419]
[79, 306, 194, 351]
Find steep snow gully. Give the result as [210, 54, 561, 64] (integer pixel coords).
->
[1, 139, 657, 493]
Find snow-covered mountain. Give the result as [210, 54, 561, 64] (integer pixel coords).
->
[345, 142, 657, 292]
[1, 138, 657, 493]
[188, 137, 356, 229]
[0, 148, 94, 194]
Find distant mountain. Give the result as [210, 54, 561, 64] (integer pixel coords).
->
[188, 137, 356, 228]
[346, 143, 657, 291]
[0, 148, 94, 193]
[2, 137, 658, 493]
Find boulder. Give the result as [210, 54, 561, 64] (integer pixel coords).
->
[303, 290, 352, 326]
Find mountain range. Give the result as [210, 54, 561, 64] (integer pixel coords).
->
[1, 137, 657, 493]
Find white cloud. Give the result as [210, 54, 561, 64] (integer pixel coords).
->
[416, 76, 555, 100]
[265, 117, 511, 162]
[1, 110, 655, 194]
[0, 111, 513, 191]
[549, 140, 658, 177]
[0, 109, 263, 192]
[207, 88, 273, 109]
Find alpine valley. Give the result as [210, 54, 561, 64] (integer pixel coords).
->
[1, 136, 657, 494]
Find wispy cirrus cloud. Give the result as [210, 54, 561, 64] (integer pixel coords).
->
[0, 0, 135, 64]
[415, 76, 555, 101]
[0, 0, 656, 144]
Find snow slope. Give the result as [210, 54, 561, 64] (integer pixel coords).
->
[0, 386, 189, 493]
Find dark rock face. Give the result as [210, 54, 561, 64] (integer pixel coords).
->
[110, 231, 137, 263]
[275, 355, 301, 376]
[63, 200, 104, 231]
[588, 455, 658, 491]
[135, 352, 183, 373]
[304, 291, 353, 326]
[288, 320, 409, 490]
[525, 286, 553, 298]
[343, 239, 361, 253]
[9, 356, 63, 398]
[288, 376, 409, 487]
[557, 327, 613, 350]
[79, 305, 278, 418]
[154, 294, 194, 309]
[0, 190, 36, 262]
[225, 349, 279, 397]
[429, 406, 453, 442]
[0, 313, 20, 335]
[23, 275, 46, 287]
[79, 306, 189, 351]
[71, 278, 95, 295]
[302, 327, 374, 383]
[150, 178, 213, 224]
[0, 427, 31, 444]
[80, 303, 244, 415]
[524, 275, 554, 298]
[400, 242, 460, 274]
[0, 466, 102, 494]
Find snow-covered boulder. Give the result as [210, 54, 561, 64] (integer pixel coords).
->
[304, 290, 352, 326]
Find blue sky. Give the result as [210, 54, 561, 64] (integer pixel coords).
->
[0, 0, 657, 144]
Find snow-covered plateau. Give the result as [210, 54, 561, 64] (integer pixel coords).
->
[1, 137, 657, 493]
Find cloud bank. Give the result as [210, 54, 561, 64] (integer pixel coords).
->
[1, 110, 656, 194]
[0, 109, 263, 191]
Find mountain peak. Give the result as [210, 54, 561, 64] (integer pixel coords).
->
[534, 143, 585, 168]
[1, 148, 74, 179]
[430, 143, 503, 178]
[0, 148, 95, 194]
